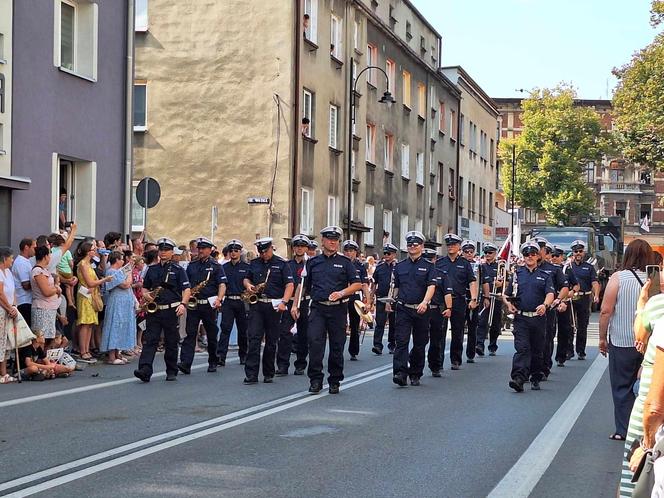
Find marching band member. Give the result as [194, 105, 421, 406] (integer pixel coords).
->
[423, 248, 452, 377]
[461, 240, 480, 364]
[568, 240, 600, 360]
[342, 240, 369, 361]
[371, 244, 398, 355]
[475, 243, 502, 357]
[551, 245, 579, 367]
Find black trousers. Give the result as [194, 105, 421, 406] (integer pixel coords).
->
[290, 300, 310, 370]
[373, 301, 395, 351]
[393, 304, 430, 378]
[511, 314, 545, 382]
[441, 298, 467, 366]
[180, 302, 218, 367]
[138, 307, 180, 377]
[245, 301, 286, 379]
[218, 298, 248, 361]
[17, 303, 31, 328]
[542, 309, 557, 375]
[556, 305, 572, 363]
[307, 303, 347, 385]
[276, 301, 305, 373]
[571, 295, 591, 355]
[465, 305, 479, 360]
[476, 300, 502, 353]
[608, 342, 643, 437]
[347, 296, 361, 356]
[427, 307, 444, 371]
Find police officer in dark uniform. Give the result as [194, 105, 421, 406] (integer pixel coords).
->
[218, 239, 250, 366]
[243, 237, 294, 384]
[371, 243, 398, 355]
[291, 226, 361, 394]
[280, 234, 310, 376]
[423, 248, 453, 377]
[537, 241, 569, 379]
[307, 240, 319, 258]
[342, 240, 369, 361]
[503, 241, 555, 392]
[551, 245, 579, 367]
[436, 233, 478, 370]
[390, 231, 439, 386]
[461, 240, 481, 363]
[178, 237, 227, 374]
[134, 238, 191, 382]
[568, 239, 600, 360]
[475, 242, 503, 357]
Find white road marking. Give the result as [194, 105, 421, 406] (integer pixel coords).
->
[0, 363, 393, 496]
[0, 357, 236, 409]
[487, 353, 608, 498]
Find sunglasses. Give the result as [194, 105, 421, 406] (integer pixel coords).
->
[484, 251, 496, 254]
[573, 249, 584, 253]
[522, 250, 539, 257]
[406, 242, 420, 247]
[383, 252, 393, 255]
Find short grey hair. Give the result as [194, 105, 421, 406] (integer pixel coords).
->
[0, 246, 14, 264]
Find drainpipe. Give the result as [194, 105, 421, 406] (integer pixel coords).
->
[291, 0, 302, 241]
[123, 0, 135, 239]
[455, 96, 461, 234]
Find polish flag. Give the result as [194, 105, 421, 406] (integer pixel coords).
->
[498, 236, 511, 263]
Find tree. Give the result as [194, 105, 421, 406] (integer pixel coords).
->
[612, 1, 664, 170]
[499, 85, 604, 225]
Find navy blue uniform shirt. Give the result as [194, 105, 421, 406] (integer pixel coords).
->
[143, 261, 190, 304]
[506, 266, 555, 312]
[436, 255, 476, 298]
[394, 256, 437, 304]
[561, 263, 579, 288]
[186, 257, 227, 299]
[373, 261, 395, 298]
[431, 269, 453, 305]
[539, 261, 569, 293]
[304, 253, 360, 301]
[570, 261, 598, 292]
[222, 260, 251, 295]
[247, 255, 294, 299]
[287, 258, 306, 286]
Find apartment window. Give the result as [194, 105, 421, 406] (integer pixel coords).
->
[327, 196, 339, 226]
[135, 0, 148, 32]
[304, 0, 318, 42]
[367, 44, 378, 86]
[401, 144, 410, 179]
[303, 89, 314, 138]
[489, 192, 494, 224]
[405, 21, 412, 40]
[615, 201, 627, 218]
[490, 138, 495, 165]
[525, 208, 538, 224]
[0, 74, 4, 114]
[300, 187, 314, 234]
[0, 123, 4, 154]
[400, 214, 409, 250]
[365, 204, 375, 245]
[402, 70, 411, 108]
[468, 121, 475, 152]
[383, 210, 393, 243]
[438, 101, 445, 132]
[353, 20, 360, 50]
[0, 33, 5, 62]
[329, 104, 339, 148]
[133, 82, 147, 132]
[366, 123, 376, 163]
[610, 168, 625, 182]
[351, 150, 356, 179]
[438, 163, 444, 193]
[416, 153, 424, 185]
[417, 83, 426, 117]
[131, 182, 146, 231]
[330, 14, 342, 59]
[54, 156, 97, 236]
[641, 203, 652, 221]
[384, 133, 394, 171]
[584, 162, 595, 183]
[458, 176, 464, 208]
[386, 59, 396, 94]
[452, 110, 459, 141]
[54, 0, 98, 81]
[449, 168, 455, 198]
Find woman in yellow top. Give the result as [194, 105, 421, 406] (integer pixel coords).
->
[74, 242, 112, 363]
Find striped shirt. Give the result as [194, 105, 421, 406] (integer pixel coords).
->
[608, 269, 646, 348]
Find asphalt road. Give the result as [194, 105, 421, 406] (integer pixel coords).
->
[0, 314, 624, 498]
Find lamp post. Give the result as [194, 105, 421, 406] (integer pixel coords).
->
[510, 144, 538, 250]
[346, 57, 395, 240]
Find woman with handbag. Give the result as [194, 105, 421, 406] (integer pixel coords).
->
[74, 242, 113, 364]
[0, 246, 18, 384]
[30, 245, 62, 345]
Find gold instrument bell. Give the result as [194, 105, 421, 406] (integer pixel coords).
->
[354, 300, 374, 324]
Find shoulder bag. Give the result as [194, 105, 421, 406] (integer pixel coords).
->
[631, 436, 664, 497]
[91, 286, 104, 313]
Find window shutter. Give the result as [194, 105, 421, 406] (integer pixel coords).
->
[60, 2, 75, 70]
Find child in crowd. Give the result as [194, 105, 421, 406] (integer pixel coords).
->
[18, 330, 75, 381]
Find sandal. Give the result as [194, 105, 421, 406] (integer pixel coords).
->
[106, 359, 124, 365]
[0, 374, 17, 384]
[609, 433, 626, 441]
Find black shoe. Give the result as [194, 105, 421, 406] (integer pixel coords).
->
[578, 353, 586, 360]
[309, 381, 322, 394]
[177, 363, 191, 375]
[388, 345, 395, 354]
[133, 369, 150, 383]
[350, 355, 358, 361]
[239, 356, 246, 365]
[207, 365, 217, 373]
[165, 373, 177, 381]
[217, 358, 226, 367]
[531, 380, 541, 391]
[294, 368, 305, 375]
[243, 377, 258, 384]
[431, 370, 442, 378]
[371, 346, 382, 355]
[466, 358, 475, 364]
[263, 376, 274, 383]
[557, 361, 565, 367]
[489, 351, 497, 356]
[329, 383, 340, 394]
[541, 373, 549, 381]
[476, 346, 485, 357]
[392, 373, 408, 387]
[275, 369, 288, 376]
[451, 363, 461, 371]
[509, 379, 524, 393]
[409, 376, 421, 386]
[566, 352, 574, 360]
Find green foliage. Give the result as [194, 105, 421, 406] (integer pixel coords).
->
[498, 85, 603, 225]
[652, 0, 664, 27]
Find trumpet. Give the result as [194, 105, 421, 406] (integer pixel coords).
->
[488, 261, 506, 328]
[241, 268, 271, 304]
[187, 271, 211, 310]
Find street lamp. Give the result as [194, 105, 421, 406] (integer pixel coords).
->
[346, 57, 395, 240]
[510, 144, 538, 248]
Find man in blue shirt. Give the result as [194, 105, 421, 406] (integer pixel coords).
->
[461, 240, 481, 363]
[371, 244, 397, 355]
[551, 245, 579, 366]
[475, 242, 503, 357]
[342, 240, 369, 361]
[423, 248, 453, 377]
[568, 239, 600, 360]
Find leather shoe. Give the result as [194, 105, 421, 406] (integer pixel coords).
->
[475, 346, 485, 357]
[309, 381, 322, 394]
[409, 376, 421, 386]
[243, 377, 258, 384]
[531, 380, 541, 390]
[466, 358, 475, 364]
[133, 369, 150, 383]
[541, 374, 548, 381]
[392, 373, 408, 387]
[217, 358, 226, 367]
[578, 353, 586, 360]
[431, 370, 442, 378]
[329, 383, 340, 394]
[239, 356, 246, 365]
[275, 369, 288, 376]
[557, 361, 565, 367]
[294, 368, 305, 375]
[509, 379, 525, 393]
[489, 351, 497, 356]
[207, 365, 217, 373]
[177, 363, 191, 375]
[263, 376, 274, 383]
[165, 373, 177, 381]
[451, 363, 461, 370]
[371, 346, 382, 355]
[388, 345, 395, 354]
[350, 355, 358, 361]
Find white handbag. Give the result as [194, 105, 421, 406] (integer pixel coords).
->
[7, 311, 36, 349]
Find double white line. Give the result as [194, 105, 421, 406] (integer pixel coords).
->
[1, 363, 393, 497]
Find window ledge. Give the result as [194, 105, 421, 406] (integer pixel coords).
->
[0, 149, 6, 156]
[401, 176, 410, 182]
[353, 134, 361, 142]
[304, 38, 319, 51]
[303, 135, 318, 144]
[403, 104, 411, 113]
[0, 58, 6, 65]
[366, 161, 377, 170]
[367, 81, 377, 90]
[353, 89, 362, 99]
[416, 182, 424, 187]
[135, 27, 148, 33]
[352, 178, 361, 186]
[439, 129, 446, 137]
[353, 47, 364, 56]
[450, 137, 457, 144]
[58, 66, 97, 83]
[417, 114, 425, 122]
[329, 146, 343, 155]
[384, 169, 394, 177]
[133, 126, 148, 133]
[330, 55, 343, 66]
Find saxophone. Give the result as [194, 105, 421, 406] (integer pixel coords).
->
[241, 268, 271, 304]
[187, 270, 211, 310]
[140, 264, 170, 313]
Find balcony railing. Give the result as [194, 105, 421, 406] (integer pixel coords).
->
[599, 181, 651, 194]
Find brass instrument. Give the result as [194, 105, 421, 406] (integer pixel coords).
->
[488, 261, 506, 328]
[140, 263, 170, 313]
[377, 264, 396, 304]
[295, 264, 306, 308]
[187, 270, 211, 310]
[241, 268, 271, 304]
